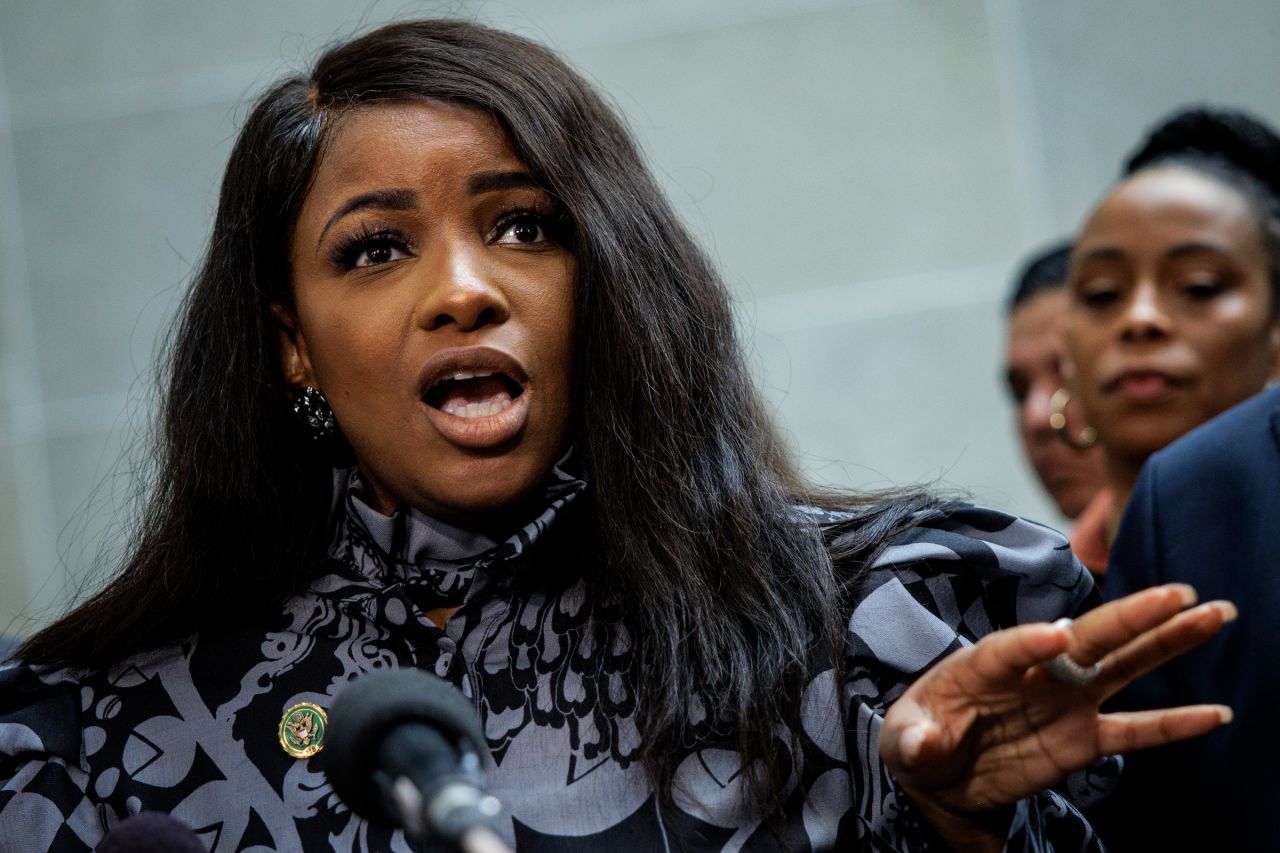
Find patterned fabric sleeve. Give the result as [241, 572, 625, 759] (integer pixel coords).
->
[0, 665, 97, 852]
[842, 504, 1114, 851]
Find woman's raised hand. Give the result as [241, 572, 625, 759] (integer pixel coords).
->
[879, 584, 1235, 847]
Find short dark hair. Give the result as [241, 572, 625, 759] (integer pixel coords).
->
[1007, 240, 1073, 314]
[1123, 105, 1280, 317]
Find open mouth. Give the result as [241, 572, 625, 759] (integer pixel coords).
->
[416, 347, 533, 449]
[423, 370, 526, 419]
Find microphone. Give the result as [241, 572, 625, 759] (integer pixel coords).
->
[95, 812, 204, 853]
[325, 668, 511, 853]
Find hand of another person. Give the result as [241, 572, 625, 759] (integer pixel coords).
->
[879, 584, 1235, 850]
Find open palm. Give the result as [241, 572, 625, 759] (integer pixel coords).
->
[881, 583, 1234, 820]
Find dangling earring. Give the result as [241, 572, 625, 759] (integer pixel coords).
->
[1049, 388, 1097, 450]
[292, 386, 335, 440]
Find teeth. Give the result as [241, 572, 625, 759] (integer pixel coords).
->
[440, 398, 514, 419]
[438, 369, 498, 386]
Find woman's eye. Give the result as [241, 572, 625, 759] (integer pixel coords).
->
[1182, 279, 1224, 300]
[330, 230, 414, 271]
[1079, 286, 1119, 309]
[1006, 378, 1028, 404]
[495, 214, 548, 245]
[352, 239, 410, 268]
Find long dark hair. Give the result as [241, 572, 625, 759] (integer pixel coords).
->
[20, 19, 935, 809]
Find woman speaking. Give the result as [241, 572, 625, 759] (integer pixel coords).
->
[0, 20, 1231, 852]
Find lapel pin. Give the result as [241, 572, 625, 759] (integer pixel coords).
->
[279, 702, 328, 759]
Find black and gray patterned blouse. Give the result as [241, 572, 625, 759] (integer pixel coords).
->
[0, 460, 1113, 851]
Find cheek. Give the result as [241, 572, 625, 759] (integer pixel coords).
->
[1015, 412, 1037, 453]
[302, 302, 405, 392]
[1192, 313, 1275, 388]
[537, 325, 575, 419]
[525, 281, 576, 388]
[527, 299, 571, 344]
[1063, 319, 1099, 381]
[317, 338, 388, 395]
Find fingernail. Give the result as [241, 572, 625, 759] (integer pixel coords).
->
[1214, 601, 1239, 623]
[1169, 584, 1197, 607]
[1218, 707, 1234, 725]
[901, 723, 928, 763]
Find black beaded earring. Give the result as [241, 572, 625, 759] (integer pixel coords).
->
[292, 386, 335, 440]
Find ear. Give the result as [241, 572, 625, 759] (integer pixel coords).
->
[270, 303, 317, 390]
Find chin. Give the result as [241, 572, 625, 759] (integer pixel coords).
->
[1052, 486, 1095, 521]
[1106, 418, 1198, 460]
[411, 451, 554, 522]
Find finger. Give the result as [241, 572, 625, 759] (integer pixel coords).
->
[879, 694, 930, 771]
[1096, 705, 1233, 754]
[879, 709, 960, 790]
[1094, 600, 1237, 698]
[1065, 583, 1198, 665]
[961, 622, 1071, 687]
[881, 712, 945, 772]
[879, 626, 1064, 780]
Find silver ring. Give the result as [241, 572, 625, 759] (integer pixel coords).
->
[1043, 617, 1101, 687]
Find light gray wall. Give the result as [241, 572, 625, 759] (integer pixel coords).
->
[2, 0, 1278, 635]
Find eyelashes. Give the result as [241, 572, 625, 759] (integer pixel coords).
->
[1072, 276, 1234, 310]
[1077, 286, 1120, 309]
[325, 203, 575, 272]
[1181, 277, 1228, 300]
[328, 225, 414, 271]
[491, 201, 574, 248]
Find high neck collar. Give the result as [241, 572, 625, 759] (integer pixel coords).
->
[327, 449, 586, 608]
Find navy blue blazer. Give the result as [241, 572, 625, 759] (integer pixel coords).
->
[1092, 385, 1280, 850]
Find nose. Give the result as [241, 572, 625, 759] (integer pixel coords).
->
[414, 242, 511, 332]
[1119, 281, 1172, 342]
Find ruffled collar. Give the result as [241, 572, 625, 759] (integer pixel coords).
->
[326, 449, 586, 610]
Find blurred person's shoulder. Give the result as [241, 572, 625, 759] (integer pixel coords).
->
[1108, 385, 1280, 597]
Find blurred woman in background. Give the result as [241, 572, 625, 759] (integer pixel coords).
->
[1003, 242, 1108, 576]
[1076, 106, 1280, 852]
[1063, 106, 1280, 569]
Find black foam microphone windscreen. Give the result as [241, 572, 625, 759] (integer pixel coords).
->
[324, 667, 490, 825]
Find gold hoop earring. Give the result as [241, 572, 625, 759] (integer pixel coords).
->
[1049, 388, 1097, 450]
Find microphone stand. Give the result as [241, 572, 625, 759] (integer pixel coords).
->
[385, 750, 514, 853]
[458, 827, 513, 853]
[326, 668, 518, 853]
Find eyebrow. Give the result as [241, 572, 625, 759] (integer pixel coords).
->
[467, 170, 539, 195]
[1075, 241, 1237, 268]
[317, 188, 418, 249]
[313, 173, 542, 251]
[1073, 247, 1127, 265]
[1164, 240, 1235, 261]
